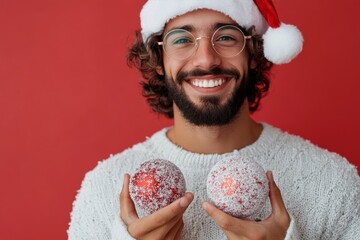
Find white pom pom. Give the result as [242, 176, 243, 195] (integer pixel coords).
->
[263, 23, 304, 64]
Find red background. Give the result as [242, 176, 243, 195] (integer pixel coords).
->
[1, 0, 359, 239]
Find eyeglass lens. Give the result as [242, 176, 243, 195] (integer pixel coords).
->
[162, 25, 247, 60]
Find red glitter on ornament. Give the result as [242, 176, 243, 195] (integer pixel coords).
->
[134, 172, 158, 197]
[220, 177, 239, 195]
[129, 159, 186, 214]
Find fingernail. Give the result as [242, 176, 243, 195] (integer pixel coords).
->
[267, 171, 274, 182]
[180, 197, 190, 207]
[202, 202, 208, 210]
[179, 193, 193, 207]
[123, 174, 129, 187]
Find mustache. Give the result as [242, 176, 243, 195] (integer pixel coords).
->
[175, 67, 241, 84]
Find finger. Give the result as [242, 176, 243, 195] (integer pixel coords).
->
[267, 171, 291, 228]
[131, 214, 182, 240]
[173, 219, 184, 240]
[130, 192, 193, 236]
[163, 218, 183, 240]
[145, 192, 193, 226]
[202, 201, 245, 231]
[120, 173, 139, 225]
[267, 171, 287, 214]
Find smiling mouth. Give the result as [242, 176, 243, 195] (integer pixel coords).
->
[189, 79, 228, 88]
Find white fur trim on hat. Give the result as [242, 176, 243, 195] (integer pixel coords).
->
[140, 0, 267, 41]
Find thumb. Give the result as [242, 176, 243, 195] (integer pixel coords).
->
[120, 173, 139, 225]
[267, 171, 290, 221]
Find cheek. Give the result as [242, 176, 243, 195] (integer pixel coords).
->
[163, 56, 188, 79]
[233, 55, 249, 77]
[163, 61, 174, 79]
[163, 54, 250, 80]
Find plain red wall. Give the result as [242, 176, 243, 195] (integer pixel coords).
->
[0, 0, 359, 239]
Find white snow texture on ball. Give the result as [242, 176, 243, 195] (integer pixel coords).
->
[207, 156, 269, 219]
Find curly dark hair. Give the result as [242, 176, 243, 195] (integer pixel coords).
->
[127, 26, 272, 118]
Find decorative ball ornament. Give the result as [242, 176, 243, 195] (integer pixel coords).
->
[129, 159, 186, 214]
[140, 0, 303, 64]
[207, 156, 269, 219]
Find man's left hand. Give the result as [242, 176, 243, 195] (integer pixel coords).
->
[202, 171, 290, 240]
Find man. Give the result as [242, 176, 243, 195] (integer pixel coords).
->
[68, 0, 360, 239]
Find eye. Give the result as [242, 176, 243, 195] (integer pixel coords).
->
[173, 37, 193, 45]
[216, 35, 236, 42]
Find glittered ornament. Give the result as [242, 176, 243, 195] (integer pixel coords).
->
[207, 156, 269, 219]
[129, 159, 186, 214]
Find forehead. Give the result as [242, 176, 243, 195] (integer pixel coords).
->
[164, 9, 237, 34]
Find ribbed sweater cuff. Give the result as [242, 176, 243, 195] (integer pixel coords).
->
[285, 214, 300, 240]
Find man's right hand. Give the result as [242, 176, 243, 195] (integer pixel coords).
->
[120, 174, 194, 240]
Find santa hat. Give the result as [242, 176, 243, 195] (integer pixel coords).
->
[140, 0, 303, 64]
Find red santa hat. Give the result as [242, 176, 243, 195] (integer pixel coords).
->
[140, 0, 303, 64]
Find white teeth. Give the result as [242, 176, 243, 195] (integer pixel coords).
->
[208, 80, 215, 87]
[190, 79, 226, 88]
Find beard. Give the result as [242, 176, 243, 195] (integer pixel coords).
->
[165, 67, 248, 126]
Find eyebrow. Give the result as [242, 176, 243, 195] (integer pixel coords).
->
[213, 22, 241, 30]
[166, 22, 240, 33]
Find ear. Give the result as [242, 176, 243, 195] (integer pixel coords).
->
[156, 66, 164, 75]
[249, 59, 257, 69]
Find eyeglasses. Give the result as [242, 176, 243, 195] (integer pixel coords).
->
[158, 25, 252, 60]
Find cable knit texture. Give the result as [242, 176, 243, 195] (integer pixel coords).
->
[68, 123, 360, 240]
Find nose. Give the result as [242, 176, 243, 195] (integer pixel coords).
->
[191, 37, 221, 69]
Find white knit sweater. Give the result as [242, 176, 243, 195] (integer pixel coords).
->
[68, 123, 360, 240]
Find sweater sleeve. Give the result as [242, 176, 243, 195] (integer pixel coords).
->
[341, 216, 360, 239]
[110, 212, 135, 240]
[284, 214, 300, 240]
[310, 159, 360, 239]
[333, 166, 360, 239]
[67, 168, 113, 240]
[67, 159, 134, 240]
[283, 166, 359, 240]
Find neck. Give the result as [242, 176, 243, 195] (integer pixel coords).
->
[167, 102, 262, 154]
